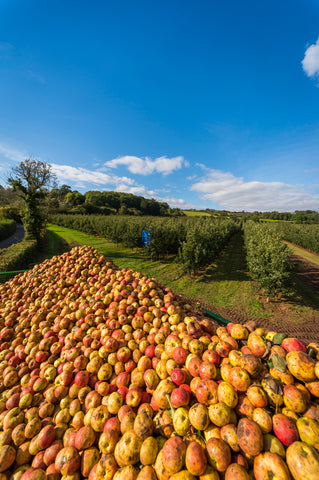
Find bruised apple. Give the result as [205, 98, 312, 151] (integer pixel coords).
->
[253, 452, 292, 480]
[162, 436, 186, 474]
[237, 418, 263, 456]
[206, 438, 231, 472]
[185, 441, 207, 476]
[114, 430, 142, 467]
[286, 441, 319, 480]
[140, 436, 158, 466]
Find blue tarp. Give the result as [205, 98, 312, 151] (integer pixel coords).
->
[141, 230, 151, 246]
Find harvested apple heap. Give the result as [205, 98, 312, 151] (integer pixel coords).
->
[0, 246, 319, 480]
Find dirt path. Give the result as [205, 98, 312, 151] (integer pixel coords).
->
[0, 223, 25, 249]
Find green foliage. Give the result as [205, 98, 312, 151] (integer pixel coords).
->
[244, 221, 293, 296]
[0, 185, 21, 206]
[65, 190, 85, 207]
[0, 219, 16, 241]
[0, 206, 22, 222]
[145, 218, 187, 259]
[268, 222, 319, 255]
[178, 219, 239, 274]
[50, 214, 240, 271]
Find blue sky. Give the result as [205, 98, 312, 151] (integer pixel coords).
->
[1, 0, 319, 211]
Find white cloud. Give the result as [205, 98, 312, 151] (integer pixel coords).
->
[51, 164, 136, 188]
[114, 184, 156, 196]
[112, 183, 193, 208]
[105, 155, 187, 176]
[302, 37, 319, 78]
[51, 163, 194, 208]
[160, 196, 194, 209]
[191, 168, 319, 212]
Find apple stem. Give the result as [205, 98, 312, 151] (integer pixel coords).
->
[166, 394, 175, 418]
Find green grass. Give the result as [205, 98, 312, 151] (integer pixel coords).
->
[182, 210, 211, 217]
[259, 219, 293, 223]
[259, 218, 281, 222]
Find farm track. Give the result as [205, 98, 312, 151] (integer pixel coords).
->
[0, 223, 25, 249]
[291, 254, 319, 291]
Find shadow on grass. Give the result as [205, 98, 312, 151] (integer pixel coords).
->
[199, 232, 250, 284]
[286, 273, 319, 311]
[34, 230, 71, 265]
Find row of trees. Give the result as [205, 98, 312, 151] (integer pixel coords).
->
[243, 222, 293, 296]
[51, 213, 241, 272]
[267, 222, 319, 255]
[258, 210, 319, 223]
[178, 220, 240, 274]
[203, 209, 319, 223]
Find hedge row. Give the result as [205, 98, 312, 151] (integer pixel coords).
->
[0, 239, 38, 280]
[0, 219, 16, 241]
[244, 221, 293, 296]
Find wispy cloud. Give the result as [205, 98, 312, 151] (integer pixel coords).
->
[0, 141, 28, 184]
[302, 37, 319, 79]
[191, 168, 319, 212]
[104, 155, 188, 176]
[26, 69, 46, 84]
[0, 142, 27, 163]
[0, 42, 14, 52]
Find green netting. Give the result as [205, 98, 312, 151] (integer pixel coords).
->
[202, 307, 230, 325]
[0, 270, 28, 283]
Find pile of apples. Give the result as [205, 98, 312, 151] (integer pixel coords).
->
[0, 245, 319, 480]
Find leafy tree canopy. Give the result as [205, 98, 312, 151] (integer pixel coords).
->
[8, 159, 57, 198]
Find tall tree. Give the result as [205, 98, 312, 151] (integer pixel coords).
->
[8, 159, 57, 242]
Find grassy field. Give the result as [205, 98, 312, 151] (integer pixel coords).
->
[46, 224, 319, 323]
[285, 241, 319, 267]
[182, 210, 211, 216]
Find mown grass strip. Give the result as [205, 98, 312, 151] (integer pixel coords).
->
[285, 241, 319, 267]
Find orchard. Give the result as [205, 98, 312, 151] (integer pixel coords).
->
[0, 245, 319, 480]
